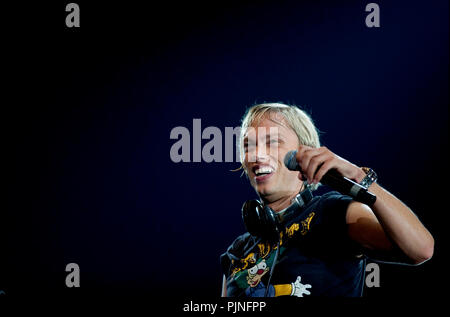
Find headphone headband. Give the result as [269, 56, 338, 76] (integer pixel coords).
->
[242, 189, 313, 242]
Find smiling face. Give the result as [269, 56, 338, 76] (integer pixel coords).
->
[243, 112, 303, 207]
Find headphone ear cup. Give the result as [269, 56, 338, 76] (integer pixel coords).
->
[242, 200, 264, 238]
[261, 205, 281, 241]
[242, 200, 280, 241]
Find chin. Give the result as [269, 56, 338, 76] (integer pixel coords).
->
[255, 185, 274, 197]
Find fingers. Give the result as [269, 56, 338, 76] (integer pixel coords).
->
[295, 146, 316, 181]
[305, 152, 329, 184]
[295, 146, 331, 184]
[313, 160, 334, 184]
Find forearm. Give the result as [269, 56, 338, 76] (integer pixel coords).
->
[294, 145, 434, 263]
[367, 182, 434, 264]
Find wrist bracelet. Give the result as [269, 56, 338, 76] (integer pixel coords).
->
[360, 167, 378, 189]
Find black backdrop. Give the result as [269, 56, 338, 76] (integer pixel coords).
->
[4, 0, 449, 312]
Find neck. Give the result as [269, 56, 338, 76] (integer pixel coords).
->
[265, 191, 299, 213]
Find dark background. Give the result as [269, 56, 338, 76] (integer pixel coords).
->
[4, 0, 448, 309]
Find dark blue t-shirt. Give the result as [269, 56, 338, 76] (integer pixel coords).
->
[220, 191, 366, 297]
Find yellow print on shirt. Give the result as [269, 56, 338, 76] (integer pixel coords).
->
[231, 252, 256, 275]
[232, 212, 315, 276]
[300, 212, 315, 235]
[286, 223, 300, 238]
[282, 212, 316, 240]
[257, 242, 272, 258]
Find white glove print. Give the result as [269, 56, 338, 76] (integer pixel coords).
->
[290, 275, 312, 297]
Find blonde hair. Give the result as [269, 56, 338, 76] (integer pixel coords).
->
[237, 102, 321, 189]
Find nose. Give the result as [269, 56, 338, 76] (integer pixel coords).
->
[256, 269, 264, 275]
[247, 146, 270, 163]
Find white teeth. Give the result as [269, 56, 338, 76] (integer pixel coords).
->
[255, 167, 274, 176]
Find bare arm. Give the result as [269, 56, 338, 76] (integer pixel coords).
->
[346, 182, 434, 264]
[296, 145, 434, 264]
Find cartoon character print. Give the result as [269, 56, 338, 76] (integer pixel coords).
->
[289, 276, 312, 297]
[246, 259, 269, 287]
[232, 216, 316, 297]
[244, 259, 272, 297]
[243, 259, 312, 297]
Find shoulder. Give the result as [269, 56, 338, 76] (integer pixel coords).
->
[222, 232, 256, 260]
[305, 191, 362, 255]
[307, 190, 354, 227]
[315, 190, 353, 207]
[310, 190, 353, 213]
[220, 232, 257, 275]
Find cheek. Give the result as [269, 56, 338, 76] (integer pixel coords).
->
[280, 168, 300, 183]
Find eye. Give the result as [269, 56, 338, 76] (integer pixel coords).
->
[268, 138, 282, 146]
[258, 261, 267, 270]
[248, 266, 258, 274]
[244, 141, 256, 152]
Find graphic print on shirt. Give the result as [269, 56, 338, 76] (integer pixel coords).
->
[230, 214, 315, 297]
[243, 259, 312, 297]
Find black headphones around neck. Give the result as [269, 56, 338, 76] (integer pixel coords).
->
[242, 188, 313, 242]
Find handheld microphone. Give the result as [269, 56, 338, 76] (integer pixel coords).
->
[284, 150, 376, 206]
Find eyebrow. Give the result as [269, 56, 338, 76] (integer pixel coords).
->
[242, 133, 286, 144]
[269, 134, 285, 140]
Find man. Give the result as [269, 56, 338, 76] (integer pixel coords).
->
[220, 103, 434, 297]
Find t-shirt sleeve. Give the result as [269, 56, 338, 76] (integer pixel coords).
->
[313, 191, 362, 256]
[319, 191, 353, 229]
[219, 232, 255, 277]
[312, 191, 415, 263]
